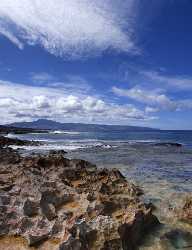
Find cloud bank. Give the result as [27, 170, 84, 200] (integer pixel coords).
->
[0, 80, 153, 124]
[0, 0, 137, 58]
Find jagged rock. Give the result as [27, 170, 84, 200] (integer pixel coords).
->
[0, 148, 160, 249]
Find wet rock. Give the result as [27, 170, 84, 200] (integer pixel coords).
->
[49, 150, 67, 155]
[161, 229, 192, 249]
[154, 142, 182, 147]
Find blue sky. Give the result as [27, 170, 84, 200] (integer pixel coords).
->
[0, 0, 192, 129]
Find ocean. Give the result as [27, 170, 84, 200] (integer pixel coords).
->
[9, 130, 192, 199]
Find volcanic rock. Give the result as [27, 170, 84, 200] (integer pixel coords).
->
[0, 150, 160, 249]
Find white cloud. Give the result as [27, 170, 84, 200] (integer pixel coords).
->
[0, 97, 19, 107]
[145, 106, 159, 113]
[32, 95, 51, 109]
[0, 0, 138, 59]
[112, 86, 177, 111]
[47, 75, 93, 95]
[142, 70, 192, 90]
[0, 27, 24, 49]
[30, 73, 93, 97]
[113, 86, 192, 113]
[114, 86, 192, 114]
[0, 80, 153, 124]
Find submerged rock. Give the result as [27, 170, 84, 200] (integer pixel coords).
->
[0, 150, 160, 249]
[49, 150, 67, 155]
[154, 142, 182, 147]
[161, 229, 192, 249]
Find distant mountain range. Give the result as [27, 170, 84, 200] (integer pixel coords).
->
[7, 119, 159, 132]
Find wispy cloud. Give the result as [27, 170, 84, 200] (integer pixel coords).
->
[142, 70, 192, 90]
[31, 72, 56, 84]
[0, 0, 138, 59]
[0, 80, 154, 124]
[112, 86, 192, 112]
[30, 73, 93, 96]
[0, 27, 23, 49]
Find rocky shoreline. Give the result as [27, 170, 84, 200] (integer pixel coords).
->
[0, 136, 40, 147]
[0, 137, 191, 250]
[0, 136, 161, 250]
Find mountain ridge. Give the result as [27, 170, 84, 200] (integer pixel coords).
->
[7, 119, 159, 132]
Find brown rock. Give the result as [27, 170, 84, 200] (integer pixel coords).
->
[0, 148, 160, 250]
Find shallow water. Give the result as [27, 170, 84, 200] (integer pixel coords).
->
[8, 130, 192, 249]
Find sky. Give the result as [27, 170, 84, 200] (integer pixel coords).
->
[0, 0, 192, 129]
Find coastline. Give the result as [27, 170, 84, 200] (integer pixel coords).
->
[0, 136, 160, 250]
[0, 135, 192, 249]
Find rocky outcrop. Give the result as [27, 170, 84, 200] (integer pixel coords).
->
[0, 150, 159, 250]
[0, 136, 40, 147]
[0, 147, 21, 164]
